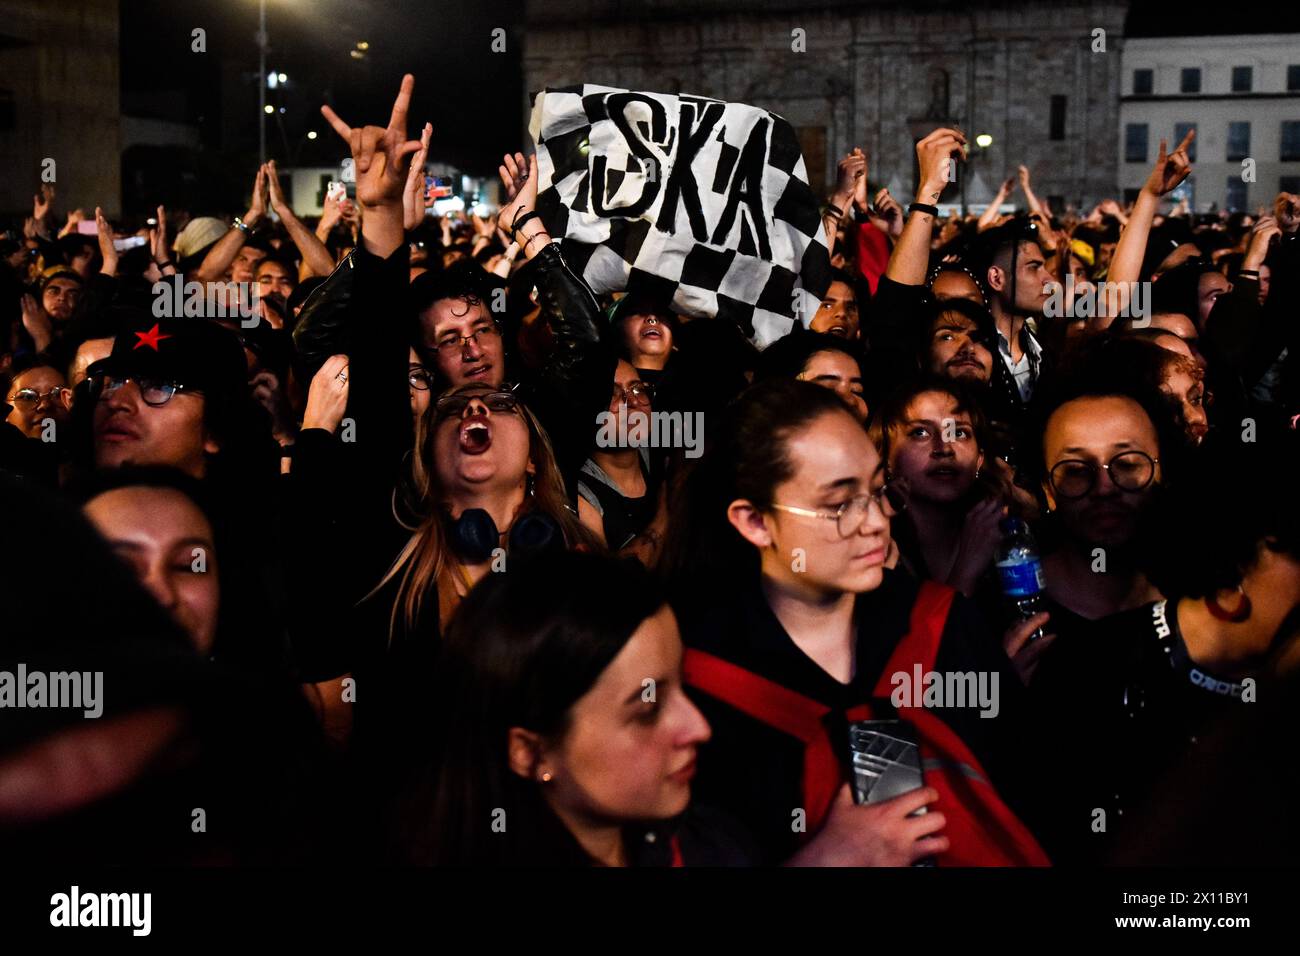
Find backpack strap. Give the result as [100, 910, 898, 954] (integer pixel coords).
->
[684, 649, 869, 835]
[872, 579, 956, 697]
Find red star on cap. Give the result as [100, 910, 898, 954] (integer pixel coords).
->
[133, 323, 172, 351]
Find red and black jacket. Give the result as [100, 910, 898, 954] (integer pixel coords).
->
[675, 569, 1047, 866]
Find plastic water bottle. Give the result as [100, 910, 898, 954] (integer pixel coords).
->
[995, 516, 1045, 639]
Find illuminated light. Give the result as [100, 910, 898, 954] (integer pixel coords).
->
[307, 131, 318, 140]
[264, 105, 274, 114]
[350, 50, 364, 59]
[277, 72, 287, 83]
[279, 107, 286, 114]
[356, 41, 370, 50]
[975, 134, 994, 148]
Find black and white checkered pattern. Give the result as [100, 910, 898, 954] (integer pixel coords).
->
[529, 84, 832, 349]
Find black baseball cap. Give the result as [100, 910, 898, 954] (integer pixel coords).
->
[86, 316, 248, 399]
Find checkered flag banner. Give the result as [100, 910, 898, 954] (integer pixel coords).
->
[528, 85, 833, 349]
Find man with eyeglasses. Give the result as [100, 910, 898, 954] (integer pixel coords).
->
[4, 358, 71, 439]
[85, 317, 249, 480]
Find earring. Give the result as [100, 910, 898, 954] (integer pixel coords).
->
[540, 771, 552, 783]
[1206, 586, 1252, 623]
[526, 473, 536, 497]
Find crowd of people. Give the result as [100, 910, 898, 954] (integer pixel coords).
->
[3, 73, 1299, 866]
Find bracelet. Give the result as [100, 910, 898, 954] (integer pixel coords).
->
[523, 231, 551, 250]
[825, 202, 844, 219]
[156, 260, 175, 270]
[232, 217, 250, 234]
[909, 203, 940, 218]
[510, 209, 541, 238]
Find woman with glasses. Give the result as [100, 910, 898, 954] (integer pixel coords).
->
[4, 355, 71, 439]
[575, 359, 666, 562]
[664, 379, 1047, 866]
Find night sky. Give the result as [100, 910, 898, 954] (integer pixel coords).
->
[121, 0, 526, 177]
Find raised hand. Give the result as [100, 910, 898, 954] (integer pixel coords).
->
[302, 355, 351, 434]
[1274, 192, 1300, 234]
[59, 208, 86, 239]
[321, 74, 424, 210]
[33, 184, 54, 222]
[403, 122, 434, 231]
[1003, 612, 1056, 686]
[497, 151, 539, 231]
[1243, 215, 1282, 271]
[20, 293, 53, 352]
[831, 149, 867, 213]
[790, 784, 949, 867]
[868, 187, 904, 238]
[915, 128, 966, 204]
[1143, 129, 1195, 198]
[149, 205, 170, 264]
[95, 207, 118, 277]
[265, 161, 290, 214]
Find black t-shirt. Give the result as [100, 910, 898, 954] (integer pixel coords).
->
[673, 568, 1027, 864]
[1024, 598, 1256, 864]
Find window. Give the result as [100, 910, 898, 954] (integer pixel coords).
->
[1125, 123, 1149, 163]
[1050, 95, 1067, 141]
[1133, 69, 1153, 95]
[1225, 178, 1247, 212]
[1281, 176, 1300, 195]
[1180, 68, 1201, 94]
[1175, 123, 1197, 162]
[1283, 122, 1300, 162]
[1232, 66, 1253, 93]
[1226, 122, 1250, 161]
[1288, 66, 1300, 92]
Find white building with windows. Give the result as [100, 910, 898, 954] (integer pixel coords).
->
[1119, 34, 1300, 212]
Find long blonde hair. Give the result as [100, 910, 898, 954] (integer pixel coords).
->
[374, 384, 594, 639]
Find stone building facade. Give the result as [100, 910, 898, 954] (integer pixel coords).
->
[523, 0, 1127, 212]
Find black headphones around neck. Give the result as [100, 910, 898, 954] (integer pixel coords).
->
[447, 507, 564, 564]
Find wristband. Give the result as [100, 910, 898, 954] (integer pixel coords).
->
[825, 202, 844, 219]
[909, 203, 940, 218]
[509, 210, 540, 238]
[157, 260, 175, 270]
[1238, 269, 1259, 279]
[232, 217, 250, 234]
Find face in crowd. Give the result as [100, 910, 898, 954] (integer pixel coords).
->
[83, 485, 220, 655]
[423, 295, 505, 388]
[620, 304, 674, 370]
[1196, 271, 1230, 328]
[408, 348, 433, 421]
[5, 365, 71, 438]
[1159, 357, 1209, 445]
[1042, 394, 1162, 551]
[796, 349, 868, 423]
[42, 276, 82, 323]
[92, 377, 217, 479]
[887, 389, 984, 507]
[256, 259, 296, 301]
[810, 280, 860, 339]
[231, 245, 267, 285]
[513, 603, 711, 828]
[432, 382, 533, 501]
[70, 338, 114, 388]
[987, 240, 1053, 316]
[930, 269, 985, 306]
[730, 406, 892, 596]
[607, 359, 653, 443]
[927, 310, 994, 384]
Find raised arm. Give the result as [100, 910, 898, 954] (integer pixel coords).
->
[885, 127, 966, 287]
[320, 73, 424, 259]
[265, 160, 336, 278]
[194, 167, 267, 282]
[1093, 129, 1195, 331]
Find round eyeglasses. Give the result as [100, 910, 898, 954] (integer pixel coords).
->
[435, 389, 522, 421]
[1049, 450, 1159, 499]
